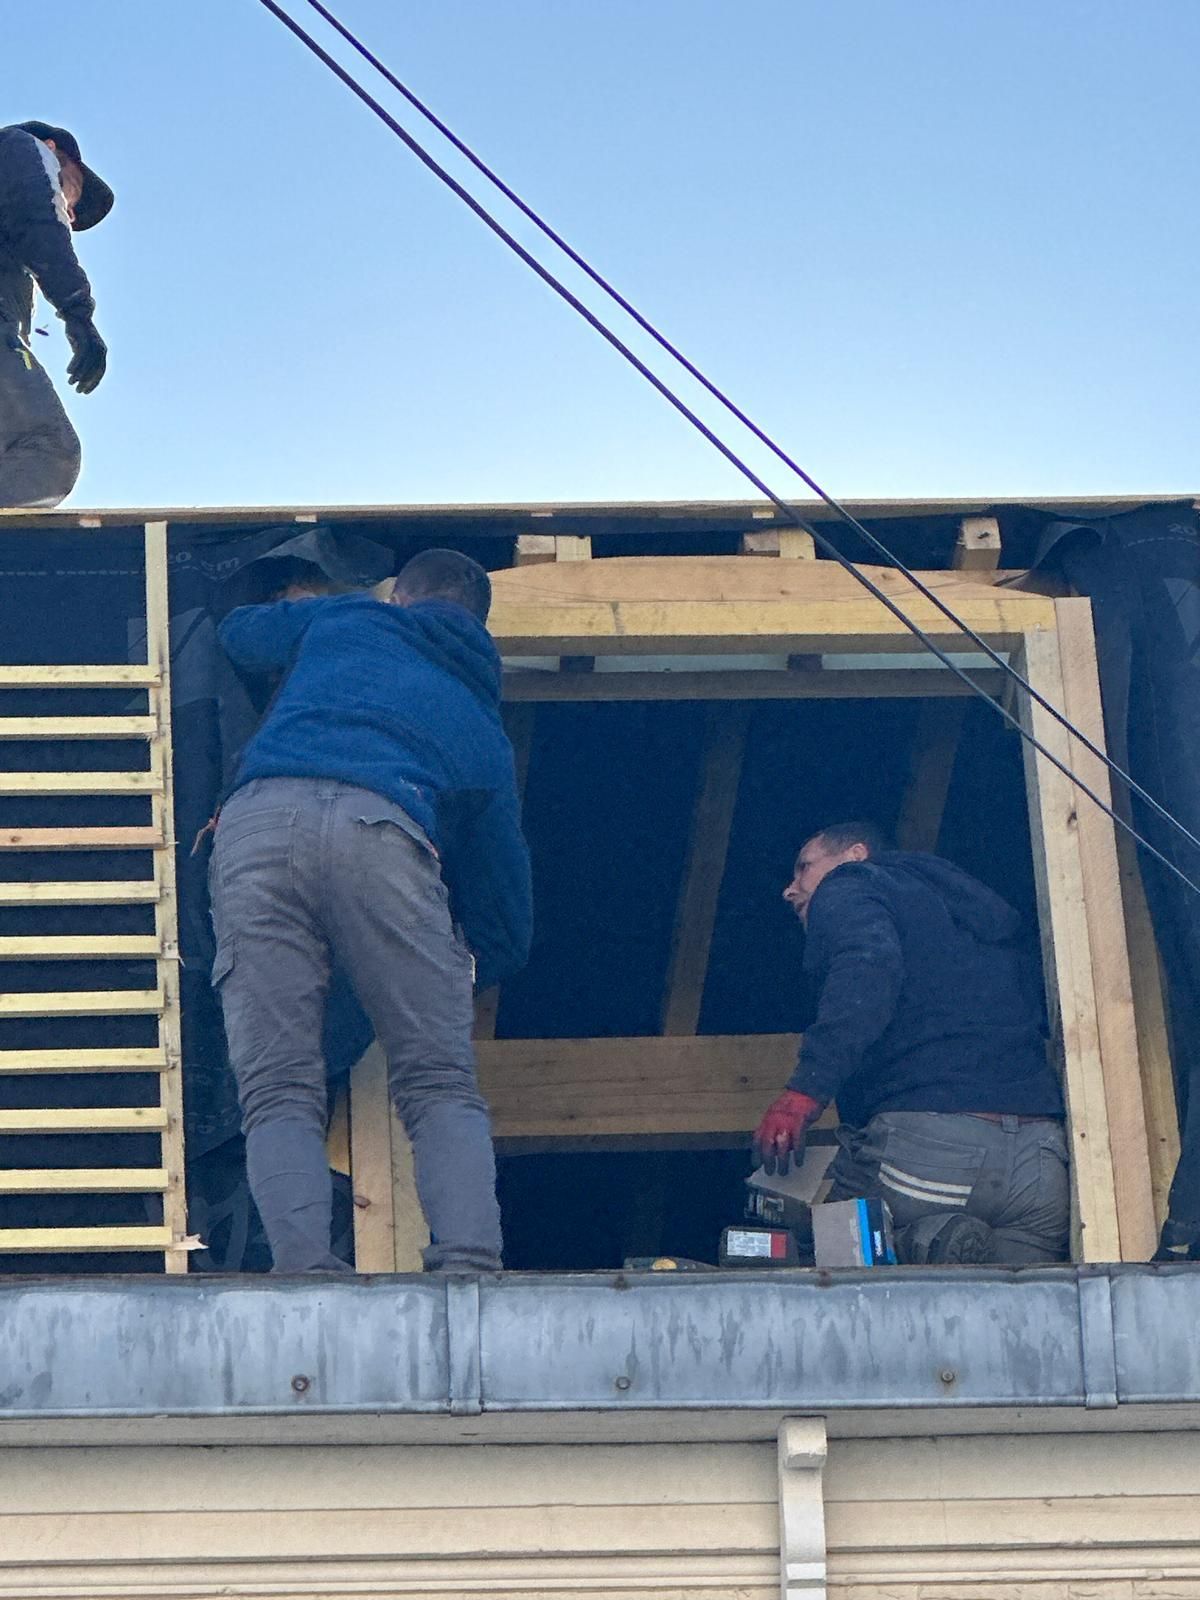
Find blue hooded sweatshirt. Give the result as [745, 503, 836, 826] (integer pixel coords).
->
[218, 592, 532, 990]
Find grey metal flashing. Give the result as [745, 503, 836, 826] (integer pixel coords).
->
[0, 1266, 1193, 1424]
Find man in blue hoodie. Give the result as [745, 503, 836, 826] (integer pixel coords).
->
[211, 549, 531, 1273]
[753, 821, 1068, 1264]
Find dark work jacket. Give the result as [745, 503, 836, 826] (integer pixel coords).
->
[218, 593, 532, 990]
[0, 126, 94, 335]
[787, 852, 1061, 1125]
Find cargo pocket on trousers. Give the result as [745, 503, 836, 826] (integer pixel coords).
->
[875, 1120, 988, 1220]
[211, 939, 235, 990]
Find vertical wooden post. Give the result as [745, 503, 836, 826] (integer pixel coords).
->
[349, 1042, 397, 1271]
[1017, 627, 1121, 1261]
[1117, 831, 1180, 1231]
[1052, 599, 1156, 1258]
[661, 703, 750, 1036]
[954, 515, 1002, 572]
[143, 521, 190, 1272]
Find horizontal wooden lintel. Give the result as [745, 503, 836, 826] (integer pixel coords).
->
[0, 828, 163, 852]
[0, 1168, 167, 1194]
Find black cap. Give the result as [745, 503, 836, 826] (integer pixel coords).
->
[15, 121, 114, 231]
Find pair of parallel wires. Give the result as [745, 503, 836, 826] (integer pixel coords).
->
[256, 0, 1200, 901]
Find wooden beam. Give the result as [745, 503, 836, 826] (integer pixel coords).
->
[954, 515, 1002, 572]
[144, 519, 189, 1272]
[1052, 599, 1156, 1259]
[349, 1043, 397, 1271]
[0, 989, 163, 1019]
[0, 771, 161, 795]
[0, 881, 158, 905]
[489, 558, 1055, 657]
[741, 529, 817, 559]
[390, 1116, 428, 1272]
[514, 533, 557, 566]
[661, 704, 750, 1035]
[0, 828, 163, 851]
[0, 936, 160, 961]
[0, 665, 159, 687]
[893, 700, 965, 853]
[1117, 831, 1179, 1231]
[0, 1107, 168, 1134]
[503, 668, 1004, 702]
[0, 1048, 166, 1073]
[0, 1168, 167, 1193]
[326, 1081, 351, 1177]
[0, 716, 156, 739]
[476, 1033, 811, 1140]
[0, 1226, 172, 1252]
[1017, 628, 1121, 1262]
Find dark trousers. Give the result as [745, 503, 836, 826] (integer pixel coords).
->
[0, 328, 80, 507]
[209, 778, 503, 1273]
[826, 1110, 1070, 1264]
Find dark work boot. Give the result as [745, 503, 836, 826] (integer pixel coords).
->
[1153, 1218, 1200, 1263]
[898, 1213, 995, 1265]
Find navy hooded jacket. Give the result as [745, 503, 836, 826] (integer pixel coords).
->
[788, 852, 1062, 1125]
[218, 592, 532, 990]
[0, 126, 94, 335]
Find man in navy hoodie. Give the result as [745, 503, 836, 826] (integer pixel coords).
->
[753, 821, 1068, 1264]
[212, 549, 531, 1273]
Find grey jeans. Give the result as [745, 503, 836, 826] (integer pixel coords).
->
[0, 325, 81, 508]
[826, 1110, 1070, 1264]
[209, 777, 502, 1273]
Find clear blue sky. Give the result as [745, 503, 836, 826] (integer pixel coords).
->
[15, 1, 1200, 508]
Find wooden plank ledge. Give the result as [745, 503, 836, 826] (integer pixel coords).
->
[0, 1107, 168, 1133]
[0, 1048, 166, 1073]
[0, 1226, 172, 1252]
[0, 828, 163, 852]
[0, 990, 163, 1019]
[0, 1168, 168, 1193]
[0, 666, 159, 687]
[476, 1034, 816, 1139]
[0, 771, 161, 795]
[503, 668, 1005, 701]
[0, 716, 156, 739]
[0, 936, 161, 961]
[0, 881, 159, 905]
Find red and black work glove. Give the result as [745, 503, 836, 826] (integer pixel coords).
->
[752, 1090, 825, 1176]
[63, 311, 107, 394]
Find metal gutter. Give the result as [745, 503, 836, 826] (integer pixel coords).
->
[0, 1265, 1195, 1424]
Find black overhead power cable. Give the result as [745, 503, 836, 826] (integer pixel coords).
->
[253, 0, 1200, 901]
[298, 0, 1200, 869]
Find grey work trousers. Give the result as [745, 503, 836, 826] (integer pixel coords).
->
[0, 326, 81, 508]
[826, 1110, 1070, 1264]
[209, 778, 503, 1273]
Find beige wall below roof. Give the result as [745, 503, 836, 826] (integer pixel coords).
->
[2, 1430, 1198, 1598]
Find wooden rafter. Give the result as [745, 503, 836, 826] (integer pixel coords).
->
[661, 704, 750, 1035]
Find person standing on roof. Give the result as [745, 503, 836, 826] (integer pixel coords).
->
[211, 549, 532, 1273]
[0, 121, 112, 508]
[754, 821, 1069, 1264]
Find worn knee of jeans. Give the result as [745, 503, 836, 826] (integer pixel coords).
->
[392, 1060, 488, 1132]
[239, 1071, 327, 1141]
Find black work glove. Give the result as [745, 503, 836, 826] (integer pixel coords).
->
[63, 312, 107, 394]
